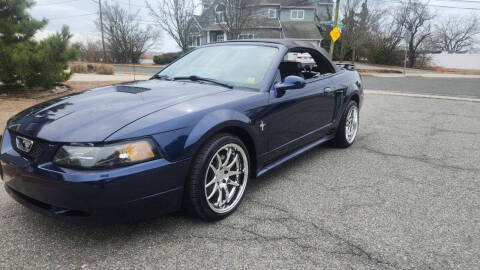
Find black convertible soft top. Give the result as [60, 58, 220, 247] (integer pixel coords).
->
[223, 39, 329, 58]
[222, 39, 338, 73]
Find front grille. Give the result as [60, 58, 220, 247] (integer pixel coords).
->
[9, 131, 48, 159]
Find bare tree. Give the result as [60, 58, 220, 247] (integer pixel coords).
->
[376, 15, 404, 54]
[79, 40, 104, 62]
[394, 0, 434, 67]
[338, 0, 381, 63]
[339, 0, 362, 61]
[214, 0, 253, 40]
[433, 14, 480, 53]
[146, 0, 196, 52]
[97, 3, 156, 63]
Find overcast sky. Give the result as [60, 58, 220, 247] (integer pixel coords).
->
[30, 0, 480, 54]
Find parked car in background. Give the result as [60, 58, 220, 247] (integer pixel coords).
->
[0, 40, 363, 222]
[284, 52, 316, 65]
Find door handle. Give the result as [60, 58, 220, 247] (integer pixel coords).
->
[324, 87, 333, 94]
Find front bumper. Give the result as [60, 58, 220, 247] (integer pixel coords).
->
[0, 130, 191, 223]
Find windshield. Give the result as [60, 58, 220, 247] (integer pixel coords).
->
[157, 45, 279, 90]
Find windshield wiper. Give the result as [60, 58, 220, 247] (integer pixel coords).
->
[151, 74, 173, 81]
[173, 75, 233, 89]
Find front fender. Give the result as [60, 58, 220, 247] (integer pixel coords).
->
[150, 109, 261, 162]
[184, 109, 261, 159]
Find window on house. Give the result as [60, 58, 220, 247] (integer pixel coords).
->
[239, 33, 254, 40]
[290, 10, 305, 20]
[268, 9, 276, 19]
[190, 35, 201, 47]
[216, 34, 225, 42]
[215, 4, 226, 24]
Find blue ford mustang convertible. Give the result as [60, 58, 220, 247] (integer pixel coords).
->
[0, 40, 363, 222]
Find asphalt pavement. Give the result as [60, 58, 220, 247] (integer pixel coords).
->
[1, 90, 479, 269]
[363, 76, 480, 99]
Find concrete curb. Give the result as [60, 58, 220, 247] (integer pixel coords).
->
[361, 73, 480, 79]
[365, 89, 480, 102]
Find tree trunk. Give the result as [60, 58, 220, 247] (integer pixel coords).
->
[352, 46, 356, 64]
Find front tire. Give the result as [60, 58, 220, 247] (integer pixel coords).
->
[185, 134, 250, 221]
[333, 100, 359, 148]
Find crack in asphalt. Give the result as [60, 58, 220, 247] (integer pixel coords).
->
[360, 146, 480, 173]
[188, 198, 410, 270]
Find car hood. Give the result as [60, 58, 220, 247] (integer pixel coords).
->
[7, 80, 229, 142]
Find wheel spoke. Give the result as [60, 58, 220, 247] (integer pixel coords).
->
[227, 179, 240, 186]
[215, 154, 222, 168]
[222, 185, 231, 203]
[209, 164, 217, 172]
[226, 154, 238, 169]
[216, 187, 223, 207]
[227, 170, 242, 177]
[207, 184, 218, 200]
[206, 177, 216, 188]
[226, 186, 235, 203]
[223, 148, 232, 167]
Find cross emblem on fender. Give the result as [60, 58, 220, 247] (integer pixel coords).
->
[259, 121, 266, 132]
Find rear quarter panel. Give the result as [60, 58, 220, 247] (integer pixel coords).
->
[330, 69, 364, 125]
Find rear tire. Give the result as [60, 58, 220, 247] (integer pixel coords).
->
[185, 134, 250, 221]
[333, 100, 359, 148]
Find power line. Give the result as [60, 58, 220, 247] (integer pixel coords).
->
[433, 0, 480, 4]
[429, 5, 480, 10]
[377, 0, 480, 11]
[99, 0, 107, 63]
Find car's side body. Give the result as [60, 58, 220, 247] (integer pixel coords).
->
[0, 40, 363, 222]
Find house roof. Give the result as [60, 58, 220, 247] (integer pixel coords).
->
[248, 0, 317, 7]
[281, 22, 322, 40]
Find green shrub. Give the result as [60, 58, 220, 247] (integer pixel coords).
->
[153, 52, 184, 65]
[368, 47, 402, 66]
[0, 1, 78, 89]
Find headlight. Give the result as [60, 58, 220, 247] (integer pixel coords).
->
[53, 138, 160, 169]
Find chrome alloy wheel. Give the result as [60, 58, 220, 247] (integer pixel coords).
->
[345, 105, 359, 144]
[204, 143, 249, 214]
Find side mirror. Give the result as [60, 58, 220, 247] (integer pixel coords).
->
[275, 76, 306, 92]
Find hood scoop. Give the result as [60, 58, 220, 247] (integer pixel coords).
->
[116, 85, 151, 94]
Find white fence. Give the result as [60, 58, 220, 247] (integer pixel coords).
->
[428, 53, 480, 70]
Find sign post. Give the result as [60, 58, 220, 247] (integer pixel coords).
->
[403, 30, 410, 76]
[329, 0, 341, 60]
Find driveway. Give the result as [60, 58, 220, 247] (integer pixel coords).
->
[1, 91, 478, 269]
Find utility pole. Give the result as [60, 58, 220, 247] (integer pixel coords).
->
[329, 0, 340, 60]
[99, 0, 107, 63]
[129, 0, 136, 80]
[403, 30, 410, 76]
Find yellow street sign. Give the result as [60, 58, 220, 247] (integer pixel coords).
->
[330, 27, 341, 42]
